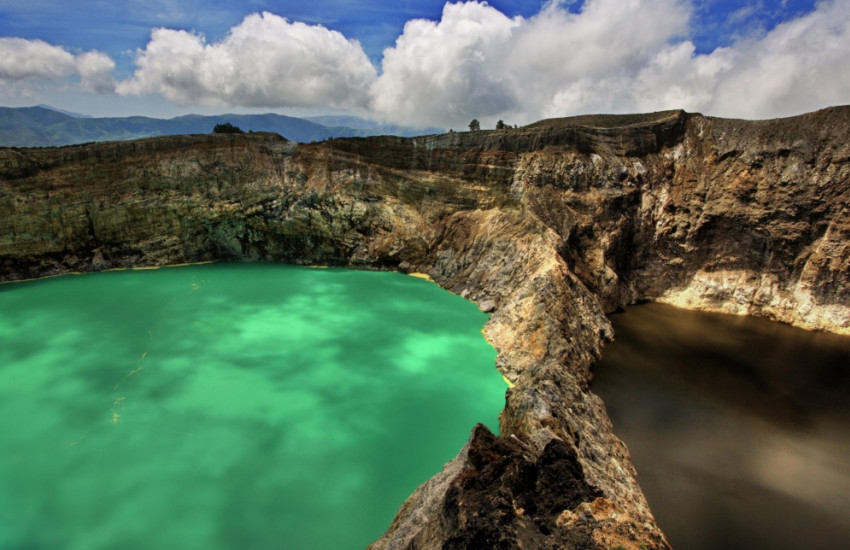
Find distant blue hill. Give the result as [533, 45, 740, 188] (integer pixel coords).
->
[305, 115, 443, 136]
[0, 106, 443, 147]
[36, 104, 93, 118]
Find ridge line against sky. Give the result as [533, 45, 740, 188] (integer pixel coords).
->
[1, 0, 848, 129]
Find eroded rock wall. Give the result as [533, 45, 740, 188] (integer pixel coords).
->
[513, 109, 850, 333]
[2, 107, 848, 549]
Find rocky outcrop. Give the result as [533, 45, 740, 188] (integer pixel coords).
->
[2, 107, 848, 549]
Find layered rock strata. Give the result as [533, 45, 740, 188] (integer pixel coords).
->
[1, 107, 848, 549]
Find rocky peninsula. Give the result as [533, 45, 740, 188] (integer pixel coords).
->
[2, 107, 848, 549]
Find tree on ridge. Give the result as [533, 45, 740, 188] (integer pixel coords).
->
[213, 123, 244, 134]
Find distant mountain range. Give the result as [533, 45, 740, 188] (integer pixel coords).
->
[0, 106, 444, 147]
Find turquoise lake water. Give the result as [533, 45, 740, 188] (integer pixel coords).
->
[0, 264, 505, 550]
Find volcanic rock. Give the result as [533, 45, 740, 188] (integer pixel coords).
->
[2, 107, 848, 549]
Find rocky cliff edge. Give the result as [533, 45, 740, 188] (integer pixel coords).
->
[2, 107, 848, 549]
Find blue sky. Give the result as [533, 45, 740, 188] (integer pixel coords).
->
[0, 0, 819, 72]
[1, 0, 846, 127]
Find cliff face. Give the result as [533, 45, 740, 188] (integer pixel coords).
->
[2, 107, 848, 549]
[511, 108, 850, 333]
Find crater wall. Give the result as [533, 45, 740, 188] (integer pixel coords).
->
[2, 107, 848, 549]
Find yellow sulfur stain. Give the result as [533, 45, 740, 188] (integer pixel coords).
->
[116, 352, 147, 387]
[408, 272, 434, 282]
[110, 397, 125, 424]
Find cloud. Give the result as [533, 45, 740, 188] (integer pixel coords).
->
[619, 0, 850, 120]
[116, 11, 378, 110]
[0, 37, 116, 96]
[369, 1, 522, 127]
[369, 0, 850, 127]
[505, 0, 693, 118]
[4, 1, 848, 125]
[727, 2, 762, 25]
[76, 51, 116, 93]
[0, 38, 76, 80]
[702, 0, 850, 118]
[369, 0, 693, 127]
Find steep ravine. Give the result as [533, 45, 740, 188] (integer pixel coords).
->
[1, 107, 848, 549]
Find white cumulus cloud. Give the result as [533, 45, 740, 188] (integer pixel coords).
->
[369, 0, 850, 127]
[116, 11, 378, 110]
[0, 38, 76, 80]
[370, 0, 693, 127]
[369, 1, 522, 127]
[701, 0, 850, 119]
[0, 37, 116, 96]
[4, 1, 850, 125]
[75, 51, 116, 93]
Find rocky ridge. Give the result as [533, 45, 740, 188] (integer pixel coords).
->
[1, 107, 848, 549]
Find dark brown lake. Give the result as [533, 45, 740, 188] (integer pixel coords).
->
[591, 302, 850, 550]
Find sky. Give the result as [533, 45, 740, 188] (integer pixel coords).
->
[1, 0, 848, 129]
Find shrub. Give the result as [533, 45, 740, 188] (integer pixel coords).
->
[213, 123, 244, 134]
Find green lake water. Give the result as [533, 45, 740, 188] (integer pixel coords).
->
[0, 263, 505, 550]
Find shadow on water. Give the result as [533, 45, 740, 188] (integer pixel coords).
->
[591, 302, 850, 550]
